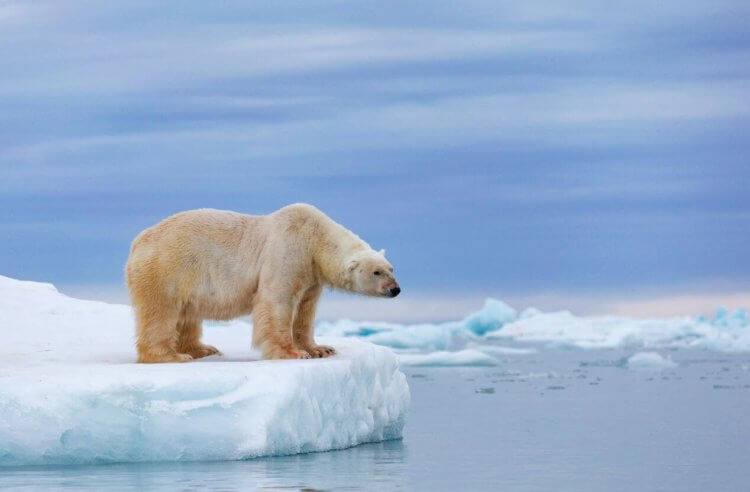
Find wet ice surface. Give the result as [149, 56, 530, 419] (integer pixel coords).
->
[5, 349, 749, 491]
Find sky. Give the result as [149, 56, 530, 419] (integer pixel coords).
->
[1, 1, 749, 321]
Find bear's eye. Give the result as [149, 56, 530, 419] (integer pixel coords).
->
[373, 271, 381, 276]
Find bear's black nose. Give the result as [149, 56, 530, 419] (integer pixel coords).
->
[389, 286, 401, 297]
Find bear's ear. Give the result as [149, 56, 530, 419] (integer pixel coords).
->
[378, 249, 386, 256]
[347, 259, 359, 272]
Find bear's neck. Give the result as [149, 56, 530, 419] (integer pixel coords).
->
[311, 221, 367, 291]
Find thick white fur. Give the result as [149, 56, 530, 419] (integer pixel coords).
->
[125, 203, 399, 363]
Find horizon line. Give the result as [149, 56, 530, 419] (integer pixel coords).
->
[53, 281, 750, 323]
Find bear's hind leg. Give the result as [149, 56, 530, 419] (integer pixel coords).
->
[177, 317, 222, 359]
[135, 305, 192, 363]
[252, 298, 310, 360]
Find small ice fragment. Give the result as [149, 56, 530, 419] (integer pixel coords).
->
[626, 352, 677, 370]
[398, 350, 497, 367]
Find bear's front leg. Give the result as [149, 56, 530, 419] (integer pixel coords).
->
[292, 286, 337, 359]
[134, 305, 194, 363]
[177, 318, 222, 359]
[252, 298, 311, 360]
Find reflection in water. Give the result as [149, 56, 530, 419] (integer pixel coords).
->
[0, 440, 407, 491]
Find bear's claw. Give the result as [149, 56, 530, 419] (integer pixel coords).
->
[187, 344, 222, 359]
[306, 345, 336, 358]
[265, 347, 311, 359]
[286, 348, 311, 359]
[137, 352, 194, 363]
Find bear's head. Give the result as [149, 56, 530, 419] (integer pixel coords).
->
[346, 249, 400, 298]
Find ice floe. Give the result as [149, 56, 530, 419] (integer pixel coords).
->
[0, 276, 409, 466]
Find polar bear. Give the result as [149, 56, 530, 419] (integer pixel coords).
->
[125, 203, 400, 363]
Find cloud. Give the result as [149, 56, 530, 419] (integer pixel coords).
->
[3, 80, 749, 184]
[0, 0, 749, 296]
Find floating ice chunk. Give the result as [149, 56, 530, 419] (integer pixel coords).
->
[702, 306, 749, 329]
[460, 299, 516, 335]
[317, 298, 749, 354]
[367, 323, 459, 351]
[316, 299, 517, 351]
[0, 276, 409, 466]
[315, 318, 396, 338]
[398, 350, 497, 367]
[487, 308, 750, 351]
[316, 319, 457, 351]
[519, 307, 542, 319]
[625, 352, 678, 370]
[469, 344, 537, 355]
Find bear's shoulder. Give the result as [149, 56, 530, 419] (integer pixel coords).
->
[272, 203, 328, 224]
[276, 203, 322, 216]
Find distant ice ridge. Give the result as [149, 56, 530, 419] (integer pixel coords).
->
[317, 299, 750, 354]
[487, 306, 750, 351]
[317, 299, 517, 351]
[0, 276, 409, 467]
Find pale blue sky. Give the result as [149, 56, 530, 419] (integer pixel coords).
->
[1, 1, 748, 319]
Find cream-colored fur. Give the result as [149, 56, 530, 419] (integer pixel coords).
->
[125, 203, 400, 363]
